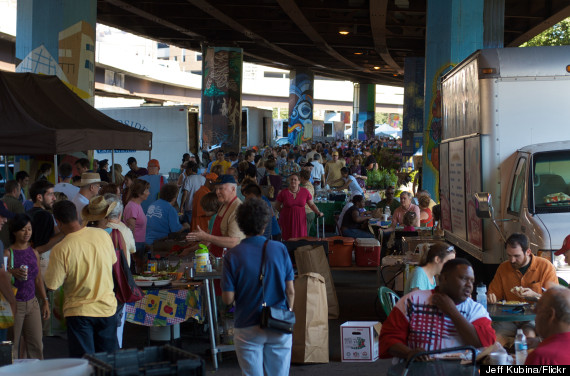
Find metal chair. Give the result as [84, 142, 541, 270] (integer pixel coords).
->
[378, 286, 400, 316]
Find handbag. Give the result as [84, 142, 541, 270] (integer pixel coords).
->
[111, 229, 144, 303]
[259, 240, 295, 334]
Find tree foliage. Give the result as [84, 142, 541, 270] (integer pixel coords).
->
[521, 18, 570, 47]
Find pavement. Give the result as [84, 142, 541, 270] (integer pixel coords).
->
[43, 269, 396, 375]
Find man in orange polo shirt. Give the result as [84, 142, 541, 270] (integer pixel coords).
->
[488, 233, 558, 343]
[190, 173, 218, 232]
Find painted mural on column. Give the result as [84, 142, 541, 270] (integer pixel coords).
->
[357, 83, 375, 141]
[288, 70, 314, 145]
[15, 0, 96, 104]
[402, 57, 424, 156]
[201, 47, 243, 152]
[423, 0, 484, 200]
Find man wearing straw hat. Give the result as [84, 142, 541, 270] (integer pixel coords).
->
[71, 173, 107, 224]
[45, 200, 118, 357]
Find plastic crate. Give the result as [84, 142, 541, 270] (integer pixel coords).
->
[85, 345, 205, 376]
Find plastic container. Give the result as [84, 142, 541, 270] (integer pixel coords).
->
[514, 329, 528, 365]
[195, 244, 209, 273]
[85, 345, 205, 376]
[476, 283, 487, 310]
[326, 236, 354, 267]
[355, 238, 381, 267]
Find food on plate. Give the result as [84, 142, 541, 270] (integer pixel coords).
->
[499, 300, 526, 305]
[510, 286, 524, 294]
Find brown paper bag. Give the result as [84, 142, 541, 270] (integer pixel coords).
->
[292, 272, 329, 363]
[294, 245, 340, 319]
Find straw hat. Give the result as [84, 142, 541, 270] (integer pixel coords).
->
[74, 172, 108, 187]
[81, 196, 117, 222]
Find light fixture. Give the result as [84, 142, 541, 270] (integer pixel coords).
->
[338, 28, 350, 35]
[373, 66, 381, 70]
[354, 52, 363, 55]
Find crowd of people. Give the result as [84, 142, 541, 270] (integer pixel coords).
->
[0, 136, 565, 370]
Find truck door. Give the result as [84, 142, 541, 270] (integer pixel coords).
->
[504, 155, 528, 236]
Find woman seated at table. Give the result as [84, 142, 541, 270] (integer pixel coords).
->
[404, 243, 456, 295]
[418, 194, 433, 227]
[222, 197, 294, 376]
[341, 195, 374, 239]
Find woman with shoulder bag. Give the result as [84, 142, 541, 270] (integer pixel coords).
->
[82, 195, 138, 348]
[222, 198, 295, 376]
[5, 214, 49, 359]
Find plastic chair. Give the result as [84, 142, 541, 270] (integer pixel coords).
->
[378, 286, 400, 316]
[559, 277, 569, 287]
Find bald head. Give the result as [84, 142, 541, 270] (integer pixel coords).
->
[536, 286, 570, 339]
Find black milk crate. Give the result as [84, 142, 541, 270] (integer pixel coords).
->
[85, 345, 205, 376]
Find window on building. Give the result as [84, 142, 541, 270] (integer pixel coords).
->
[264, 72, 287, 78]
[196, 53, 202, 61]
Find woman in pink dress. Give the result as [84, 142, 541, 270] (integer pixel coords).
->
[275, 174, 323, 240]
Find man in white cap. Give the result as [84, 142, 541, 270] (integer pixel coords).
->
[71, 173, 107, 224]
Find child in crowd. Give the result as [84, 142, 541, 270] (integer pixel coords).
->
[402, 211, 417, 232]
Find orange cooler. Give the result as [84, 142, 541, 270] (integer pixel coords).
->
[327, 237, 355, 267]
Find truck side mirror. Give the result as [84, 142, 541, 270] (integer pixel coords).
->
[473, 192, 493, 219]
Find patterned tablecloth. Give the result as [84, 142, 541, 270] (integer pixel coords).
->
[125, 287, 203, 327]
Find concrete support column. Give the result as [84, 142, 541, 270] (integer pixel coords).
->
[288, 69, 314, 145]
[402, 57, 425, 157]
[422, 0, 485, 199]
[356, 83, 376, 141]
[16, 0, 97, 104]
[200, 46, 243, 153]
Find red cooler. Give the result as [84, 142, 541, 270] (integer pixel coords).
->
[355, 238, 381, 267]
[326, 236, 354, 267]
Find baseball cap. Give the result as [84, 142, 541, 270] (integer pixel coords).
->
[214, 175, 237, 185]
[127, 157, 137, 165]
[555, 235, 570, 256]
[332, 151, 339, 156]
[0, 202, 14, 219]
[205, 173, 218, 181]
[148, 159, 160, 169]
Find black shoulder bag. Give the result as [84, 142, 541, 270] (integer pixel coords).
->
[259, 240, 295, 334]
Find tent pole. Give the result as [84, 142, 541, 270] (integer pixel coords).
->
[53, 155, 58, 184]
[4, 156, 7, 184]
[111, 150, 115, 183]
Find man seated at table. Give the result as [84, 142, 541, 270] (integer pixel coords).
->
[390, 191, 420, 230]
[376, 185, 400, 215]
[380, 258, 496, 361]
[525, 286, 570, 365]
[487, 233, 558, 343]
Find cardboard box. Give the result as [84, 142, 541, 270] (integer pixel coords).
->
[340, 321, 382, 362]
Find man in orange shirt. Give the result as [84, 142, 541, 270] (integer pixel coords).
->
[488, 233, 558, 343]
[190, 173, 218, 232]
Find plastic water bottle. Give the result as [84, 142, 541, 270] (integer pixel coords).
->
[476, 283, 487, 310]
[384, 206, 391, 218]
[514, 329, 528, 365]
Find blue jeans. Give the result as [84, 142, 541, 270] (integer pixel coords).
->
[66, 315, 118, 358]
[234, 325, 292, 376]
[342, 228, 374, 238]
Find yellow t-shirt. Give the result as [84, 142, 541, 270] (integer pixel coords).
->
[211, 160, 232, 174]
[44, 227, 117, 318]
